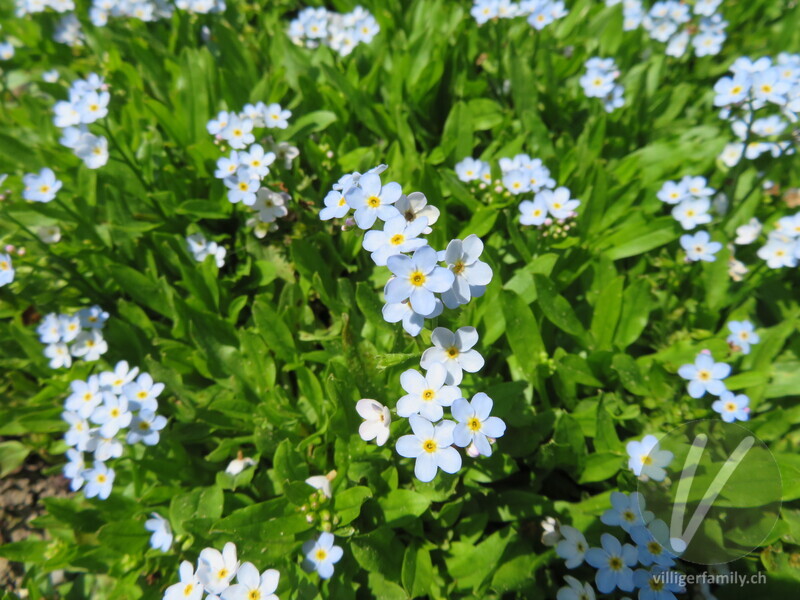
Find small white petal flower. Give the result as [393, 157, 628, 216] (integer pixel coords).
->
[356, 399, 391, 446]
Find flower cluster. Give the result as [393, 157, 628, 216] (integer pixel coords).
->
[714, 54, 800, 167]
[186, 233, 227, 268]
[61, 361, 167, 500]
[678, 350, 752, 422]
[470, 0, 569, 31]
[54, 13, 84, 47]
[580, 58, 625, 113]
[162, 542, 281, 599]
[88, 0, 173, 26]
[36, 306, 110, 368]
[553, 492, 685, 600]
[326, 165, 507, 483]
[53, 73, 110, 169]
[14, 0, 73, 16]
[656, 175, 715, 230]
[617, 0, 727, 58]
[288, 6, 380, 57]
[207, 106, 294, 235]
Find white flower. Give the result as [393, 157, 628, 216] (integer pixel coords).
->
[59, 314, 82, 342]
[164, 561, 204, 600]
[197, 542, 240, 594]
[221, 117, 255, 149]
[383, 245, 454, 316]
[207, 110, 232, 136]
[556, 525, 589, 569]
[82, 461, 115, 500]
[396, 364, 461, 421]
[305, 475, 333, 498]
[302, 532, 343, 579]
[734, 218, 762, 245]
[395, 415, 462, 482]
[394, 192, 439, 234]
[440, 235, 493, 309]
[145, 513, 173, 552]
[75, 134, 109, 169]
[225, 456, 256, 476]
[519, 196, 549, 226]
[420, 326, 484, 385]
[680, 231, 722, 262]
[454, 157, 490, 183]
[712, 391, 750, 423]
[70, 330, 108, 361]
[37, 225, 61, 244]
[626, 434, 673, 481]
[37, 313, 62, 344]
[238, 144, 276, 179]
[541, 516, 561, 547]
[45, 343, 72, 368]
[251, 189, 288, 224]
[355, 399, 391, 446]
[220, 562, 279, 600]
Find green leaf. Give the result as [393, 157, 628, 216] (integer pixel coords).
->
[533, 274, 586, 339]
[0, 440, 29, 478]
[378, 489, 431, 526]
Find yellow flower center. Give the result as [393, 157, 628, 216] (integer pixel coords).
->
[239, 182, 249, 191]
[367, 195, 381, 208]
[467, 417, 481, 432]
[84, 393, 93, 401]
[248, 590, 261, 600]
[609, 556, 623, 571]
[315, 549, 328, 561]
[390, 234, 405, 246]
[641, 455, 653, 465]
[0, 261, 7, 270]
[233, 129, 242, 137]
[761, 84, 773, 93]
[697, 370, 711, 381]
[96, 474, 107, 483]
[183, 584, 195, 597]
[40, 185, 50, 193]
[446, 346, 459, 359]
[552, 202, 562, 210]
[648, 541, 662, 555]
[422, 439, 438, 453]
[139, 421, 151, 430]
[110, 408, 120, 418]
[137, 391, 148, 399]
[623, 510, 635, 522]
[649, 579, 665, 591]
[89, 104, 99, 112]
[421, 389, 435, 402]
[725, 402, 737, 412]
[409, 271, 426, 286]
[452, 261, 465, 275]
[338, 197, 346, 206]
[217, 568, 229, 580]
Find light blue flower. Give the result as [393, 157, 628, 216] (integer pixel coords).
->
[319, 190, 350, 221]
[519, 196, 548, 226]
[396, 415, 462, 482]
[680, 231, 722, 262]
[626, 435, 673, 481]
[82, 461, 115, 500]
[630, 520, 677, 568]
[677, 352, 730, 398]
[78, 305, 109, 330]
[63, 449, 85, 492]
[382, 296, 443, 337]
[0, 253, 15, 287]
[600, 491, 653, 533]
[91, 393, 132, 438]
[712, 391, 750, 422]
[345, 172, 402, 229]
[397, 364, 461, 421]
[557, 575, 595, 600]
[384, 245, 454, 316]
[363, 215, 429, 266]
[65, 375, 103, 418]
[23, 168, 62, 203]
[37, 313, 62, 344]
[555, 525, 588, 569]
[224, 167, 259, 205]
[123, 372, 164, 412]
[420, 326, 484, 385]
[440, 235, 493, 309]
[145, 513, 173, 552]
[302, 532, 343, 579]
[727, 320, 760, 354]
[585, 533, 637, 593]
[455, 157, 490, 183]
[451, 392, 506, 457]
